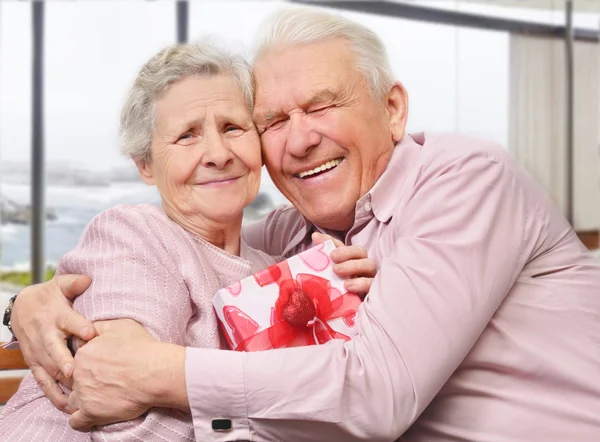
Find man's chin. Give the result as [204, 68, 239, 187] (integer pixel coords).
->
[302, 205, 355, 232]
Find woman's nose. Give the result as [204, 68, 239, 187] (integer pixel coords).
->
[202, 135, 234, 169]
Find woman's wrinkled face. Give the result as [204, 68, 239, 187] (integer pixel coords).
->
[137, 75, 262, 230]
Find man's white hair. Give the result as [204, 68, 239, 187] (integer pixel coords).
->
[120, 39, 253, 162]
[254, 7, 395, 101]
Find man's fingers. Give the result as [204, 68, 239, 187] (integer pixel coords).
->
[311, 232, 344, 248]
[66, 389, 79, 415]
[67, 391, 94, 430]
[43, 332, 76, 379]
[72, 336, 88, 351]
[69, 410, 95, 432]
[330, 245, 368, 263]
[61, 375, 74, 391]
[58, 310, 95, 341]
[31, 365, 69, 411]
[344, 277, 373, 295]
[333, 259, 378, 278]
[53, 274, 91, 301]
[32, 346, 73, 386]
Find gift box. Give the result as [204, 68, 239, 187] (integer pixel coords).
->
[213, 240, 362, 351]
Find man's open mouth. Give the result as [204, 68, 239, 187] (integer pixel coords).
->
[294, 157, 344, 179]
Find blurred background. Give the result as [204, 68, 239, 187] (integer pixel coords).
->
[1, 0, 599, 304]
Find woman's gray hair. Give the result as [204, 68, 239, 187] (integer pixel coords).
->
[254, 7, 395, 102]
[120, 39, 253, 162]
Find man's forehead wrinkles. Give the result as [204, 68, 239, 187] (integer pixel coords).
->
[255, 87, 339, 125]
[306, 88, 337, 106]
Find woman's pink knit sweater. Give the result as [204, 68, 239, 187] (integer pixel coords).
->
[1, 204, 275, 441]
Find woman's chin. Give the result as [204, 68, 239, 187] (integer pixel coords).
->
[203, 208, 246, 225]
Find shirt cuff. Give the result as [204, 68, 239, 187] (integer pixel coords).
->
[2, 336, 19, 350]
[186, 347, 252, 441]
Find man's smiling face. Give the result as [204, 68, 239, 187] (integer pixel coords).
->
[253, 38, 405, 231]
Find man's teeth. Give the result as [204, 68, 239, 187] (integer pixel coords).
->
[298, 158, 342, 178]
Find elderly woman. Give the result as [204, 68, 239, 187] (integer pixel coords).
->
[0, 41, 374, 441]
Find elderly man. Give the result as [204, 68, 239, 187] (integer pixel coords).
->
[5, 8, 600, 442]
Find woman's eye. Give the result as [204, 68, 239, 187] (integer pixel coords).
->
[179, 133, 193, 141]
[225, 125, 241, 133]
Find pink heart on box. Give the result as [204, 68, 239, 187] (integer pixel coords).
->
[227, 281, 242, 296]
[330, 286, 342, 300]
[223, 306, 259, 345]
[342, 309, 358, 327]
[299, 243, 330, 271]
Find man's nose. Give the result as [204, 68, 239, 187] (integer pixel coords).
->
[285, 113, 322, 157]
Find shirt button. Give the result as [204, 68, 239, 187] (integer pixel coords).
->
[364, 201, 372, 212]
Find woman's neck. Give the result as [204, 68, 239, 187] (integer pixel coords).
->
[162, 205, 243, 256]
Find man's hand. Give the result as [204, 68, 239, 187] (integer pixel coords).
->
[68, 319, 188, 431]
[11, 274, 94, 412]
[312, 232, 377, 295]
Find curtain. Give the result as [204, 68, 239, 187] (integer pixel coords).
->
[509, 34, 600, 231]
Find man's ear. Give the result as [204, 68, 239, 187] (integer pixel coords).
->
[135, 157, 155, 185]
[386, 82, 409, 143]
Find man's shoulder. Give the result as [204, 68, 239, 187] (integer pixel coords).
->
[419, 133, 511, 167]
[247, 203, 305, 231]
[269, 203, 305, 227]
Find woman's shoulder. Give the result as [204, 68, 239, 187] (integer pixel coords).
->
[88, 203, 178, 232]
[79, 203, 190, 248]
[95, 203, 165, 221]
[67, 203, 201, 271]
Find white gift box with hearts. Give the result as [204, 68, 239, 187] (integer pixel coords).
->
[213, 240, 361, 351]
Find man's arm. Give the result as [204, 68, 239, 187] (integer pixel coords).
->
[183, 152, 536, 441]
[8, 275, 94, 411]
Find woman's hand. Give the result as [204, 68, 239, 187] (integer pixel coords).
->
[311, 232, 377, 296]
[10, 275, 95, 412]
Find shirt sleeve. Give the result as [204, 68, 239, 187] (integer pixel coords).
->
[185, 152, 534, 441]
[58, 205, 197, 441]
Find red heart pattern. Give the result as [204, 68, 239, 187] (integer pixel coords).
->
[254, 264, 282, 287]
[342, 309, 358, 327]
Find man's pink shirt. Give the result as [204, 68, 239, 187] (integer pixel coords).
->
[186, 133, 600, 441]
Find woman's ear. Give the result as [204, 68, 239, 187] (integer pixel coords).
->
[135, 157, 155, 185]
[386, 82, 409, 143]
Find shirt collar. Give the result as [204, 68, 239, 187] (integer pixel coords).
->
[284, 132, 424, 250]
[368, 133, 423, 223]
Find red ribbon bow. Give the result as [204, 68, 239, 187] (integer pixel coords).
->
[234, 259, 361, 352]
